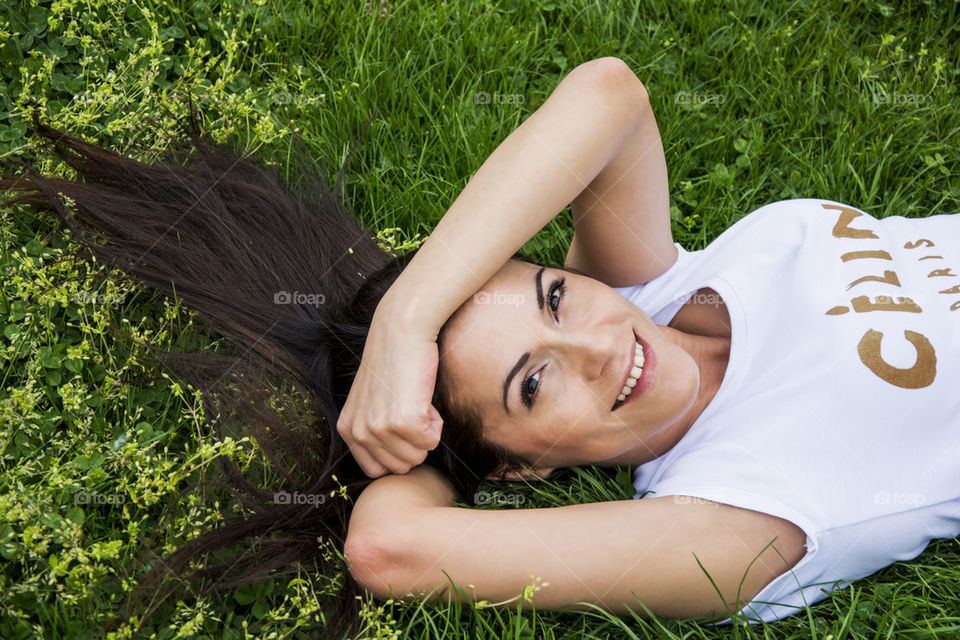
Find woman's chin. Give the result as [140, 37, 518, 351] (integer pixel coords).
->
[623, 364, 699, 434]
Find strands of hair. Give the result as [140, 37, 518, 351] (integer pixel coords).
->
[0, 107, 526, 639]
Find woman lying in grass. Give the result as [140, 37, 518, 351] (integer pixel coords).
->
[338, 55, 960, 624]
[5, 56, 958, 638]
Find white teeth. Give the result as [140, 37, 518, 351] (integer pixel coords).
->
[615, 341, 644, 408]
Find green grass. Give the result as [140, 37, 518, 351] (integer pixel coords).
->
[1, 0, 959, 638]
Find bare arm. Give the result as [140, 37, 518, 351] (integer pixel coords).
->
[384, 56, 654, 336]
[338, 57, 662, 477]
[344, 466, 807, 620]
[565, 78, 677, 286]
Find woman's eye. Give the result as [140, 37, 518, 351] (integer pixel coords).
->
[522, 368, 542, 407]
[521, 277, 564, 408]
[548, 277, 565, 317]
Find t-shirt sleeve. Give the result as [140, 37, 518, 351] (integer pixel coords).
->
[636, 442, 830, 625]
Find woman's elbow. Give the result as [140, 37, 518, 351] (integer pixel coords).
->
[573, 56, 649, 103]
[344, 465, 455, 599]
[344, 527, 416, 600]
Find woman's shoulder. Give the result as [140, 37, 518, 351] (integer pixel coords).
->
[721, 198, 864, 236]
[692, 198, 866, 265]
[740, 197, 866, 217]
[611, 199, 871, 322]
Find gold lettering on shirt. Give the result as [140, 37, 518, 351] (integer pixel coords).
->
[821, 202, 943, 387]
[841, 250, 892, 262]
[824, 204, 879, 239]
[847, 270, 901, 290]
[857, 329, 937, 389]
[850, 295, 922, 313]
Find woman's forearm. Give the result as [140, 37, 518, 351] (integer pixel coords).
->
[345, 465, 800, 620]
[382, 57, 649, 337]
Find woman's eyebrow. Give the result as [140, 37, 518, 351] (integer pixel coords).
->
[502, 267, 547, 414]
[502, 352, 529, 415]
[534, 266, 545, 309]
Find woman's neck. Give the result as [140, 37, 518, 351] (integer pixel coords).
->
[665, 326, 731, 448]
[601, 327, 731, 468]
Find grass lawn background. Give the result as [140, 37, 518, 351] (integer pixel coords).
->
[1, 0, 959, 638]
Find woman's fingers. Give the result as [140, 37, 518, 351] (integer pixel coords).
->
[364, 442, 423, 475]
[345, 440, 389, 478]
[356, 423, 438, 474]
[338, 409, 442, 477]
[424, 404, 443, 447]
[376, 434, 433, 468]
[389, 409, 442, 452]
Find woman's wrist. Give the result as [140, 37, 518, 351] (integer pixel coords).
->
[374, 279, 444, 341]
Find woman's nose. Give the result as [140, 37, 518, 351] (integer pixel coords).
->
[550, 329, 612, 381]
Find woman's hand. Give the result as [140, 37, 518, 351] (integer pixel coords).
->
[337, 293, 444, 477]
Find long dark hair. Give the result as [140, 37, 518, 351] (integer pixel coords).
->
[0, 108, 529, 639]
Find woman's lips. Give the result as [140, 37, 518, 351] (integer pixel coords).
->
[612, 332, 655, 411]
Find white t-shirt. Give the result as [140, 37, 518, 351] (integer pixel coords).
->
[614, 198, 960, 625]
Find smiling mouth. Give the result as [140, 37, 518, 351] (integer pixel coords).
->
[611, 333, 645, 411]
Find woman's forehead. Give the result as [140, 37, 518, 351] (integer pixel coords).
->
[439, 262, 543, 399]
[455, 261, 542, 329]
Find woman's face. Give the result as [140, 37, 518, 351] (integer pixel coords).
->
[439, 259, 702, 471]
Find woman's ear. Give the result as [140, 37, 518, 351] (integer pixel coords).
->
[485, 464, 555, 482]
